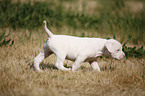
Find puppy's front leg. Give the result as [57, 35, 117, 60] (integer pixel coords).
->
[89, 61, 101, 72]
[72, 56, 86, 71]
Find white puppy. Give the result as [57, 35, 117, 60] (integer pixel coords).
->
[33, 21, 125, 72]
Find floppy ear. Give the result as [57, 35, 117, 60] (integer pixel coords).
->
[105, 40, 114, 52]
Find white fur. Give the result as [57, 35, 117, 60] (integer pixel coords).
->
[33, 21, 125, 72]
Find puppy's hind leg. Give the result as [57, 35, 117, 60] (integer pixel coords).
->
[33, 42, 52, 72]
[55, 53, 71, 71]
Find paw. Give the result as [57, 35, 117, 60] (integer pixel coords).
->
[65, 68, 72, 71]
[36, 69, 43, 72]
[72, 68, 76, 72]
[97, 69, 101, 72]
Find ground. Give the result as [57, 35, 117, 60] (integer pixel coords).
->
[0, 29, 144, 96]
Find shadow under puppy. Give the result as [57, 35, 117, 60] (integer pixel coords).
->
[33, 21, 125, 72]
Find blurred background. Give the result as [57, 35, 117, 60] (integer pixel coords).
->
[0, 0, 145, 45]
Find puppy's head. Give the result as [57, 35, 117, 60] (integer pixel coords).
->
[104, 39, 125, 60]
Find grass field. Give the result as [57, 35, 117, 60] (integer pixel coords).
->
[0, 28, 144, 96]
[0, 0, 145, 96]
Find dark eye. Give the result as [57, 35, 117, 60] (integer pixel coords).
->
[117, 49, 120, 51]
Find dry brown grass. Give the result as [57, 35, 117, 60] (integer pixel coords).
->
[0, 28, 145, 96]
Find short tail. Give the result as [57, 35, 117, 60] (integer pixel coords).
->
[43, 20, 53, 38]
